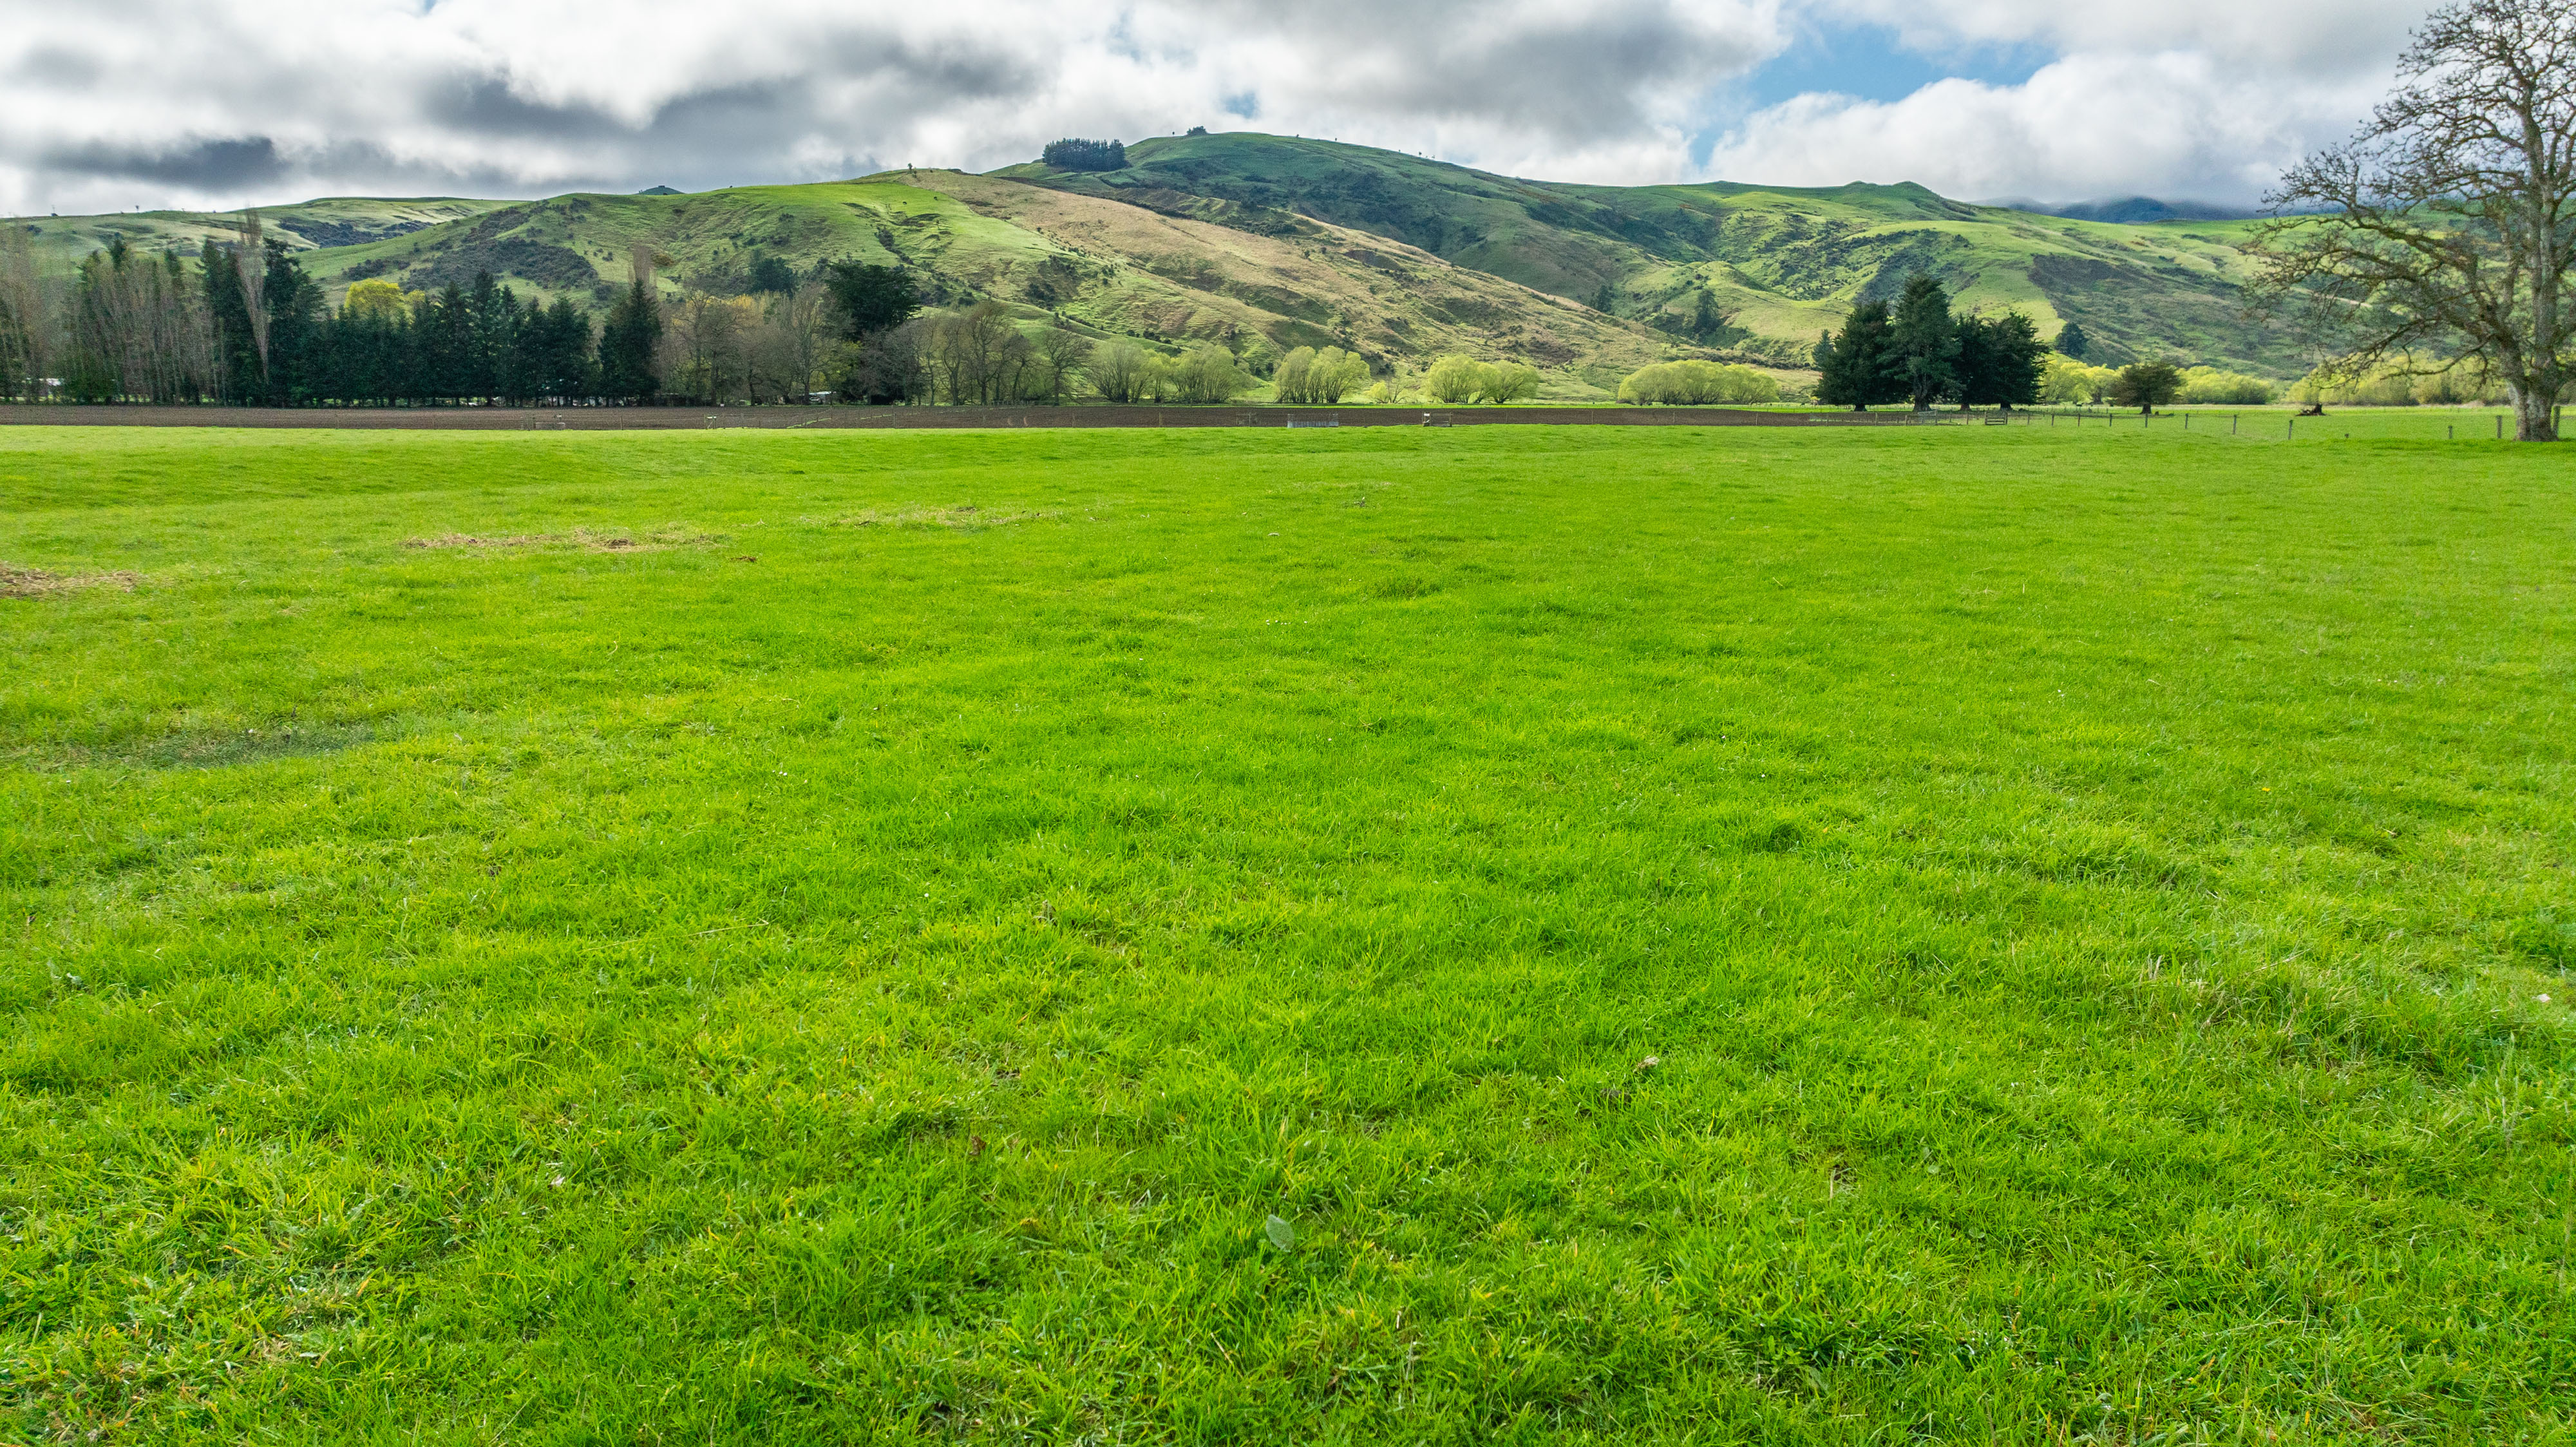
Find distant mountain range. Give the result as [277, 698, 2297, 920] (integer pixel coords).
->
[10, 133, 2306, 391]
[1994, 197, 2269, 225]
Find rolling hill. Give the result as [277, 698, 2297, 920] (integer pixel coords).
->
[17, 197, 515, 274]
[999, 133, 2291, 374]
[10, 133, 2303, 393]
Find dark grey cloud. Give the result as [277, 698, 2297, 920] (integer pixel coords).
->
[15, 46, 103, 86]
[41, 135, 288, 189]
[424, 76, 628, 141]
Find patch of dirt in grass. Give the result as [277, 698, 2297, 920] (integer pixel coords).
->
[1, 564, 140, 598]
[1370, 574, 1440, 600]
[404, 525, 723, 553]
[10, 721, 386, 773]
[812, 505, 1061, 529]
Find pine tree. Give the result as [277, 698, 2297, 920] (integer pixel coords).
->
[2052, 320, 2091, 360]
[822, 262, 920, 340]
[598, 277, 663, 403]
[528, 299, 595, 402]
[422, 285, 473, 402]
[258, 241, 321, 405]
[465, 272, 509, 402]
[1890, 274, 1957, 411]
[1984, 313, 2046, 409]
[1814, 301, 1900, 410]
[201, 239, 261, 403]
[1951, 314, 1991, 410]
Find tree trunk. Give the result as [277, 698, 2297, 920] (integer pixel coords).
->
[2510, 384, 2561, 441]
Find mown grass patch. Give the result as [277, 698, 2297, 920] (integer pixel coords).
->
[1, 423, 2571, 1444]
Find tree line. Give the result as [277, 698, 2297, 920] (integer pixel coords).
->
[1812, 274, 2049, 411]
[0, 222, 665, 406]
[0, 220, 945, 408]
[4, 218, 1586, 411]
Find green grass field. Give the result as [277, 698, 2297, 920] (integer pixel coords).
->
[3, 424, 2571, 1444]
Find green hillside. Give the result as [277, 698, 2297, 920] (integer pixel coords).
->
[998, 134, 2292, 374]
[183, 174, 1688, 395]
[12, 133, 2302, 388]
[17, 197, 514, 276]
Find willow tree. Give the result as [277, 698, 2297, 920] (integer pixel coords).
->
[2250, 0, 2576, 440]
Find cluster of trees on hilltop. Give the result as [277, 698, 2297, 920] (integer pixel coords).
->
[1812, 275, 2049, 411]
[1043, 139, 1128, 173]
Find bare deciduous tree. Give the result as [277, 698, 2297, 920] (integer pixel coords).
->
[2249, 0, 2576, 440]
[758, 281, 835, 402]
[661, 293, 761, 402]
[921, 302, 1034, 405]
[0, 223, 45, 400]
[1030, 327, 1094, 404]
[68, 240, 216, 403]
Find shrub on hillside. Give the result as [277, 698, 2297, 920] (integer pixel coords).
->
[1616, 359, 1780, 405]
[406, 237, 597, 293]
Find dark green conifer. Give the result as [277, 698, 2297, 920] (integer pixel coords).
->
[1891, 274, 1958, 411]
[1815, 300, 1902, 410]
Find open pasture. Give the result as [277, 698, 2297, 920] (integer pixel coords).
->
[2, 424, 2571, 1443]
[2023, 406, 2541, 444]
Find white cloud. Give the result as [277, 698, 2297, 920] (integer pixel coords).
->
[0, 0, 1788, 214]
[0, 0, 2428, 214]
[1708, 0, 2427, 202]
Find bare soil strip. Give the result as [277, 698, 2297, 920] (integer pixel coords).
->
[1, 564, 140, 598]
[403, 525, 721, 553]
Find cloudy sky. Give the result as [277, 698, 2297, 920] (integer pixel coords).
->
[1, 0, 2431, 218]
